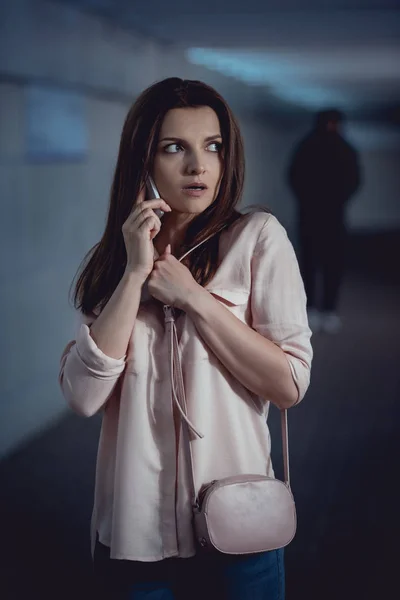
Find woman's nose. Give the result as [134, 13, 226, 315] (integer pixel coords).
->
[185, 154, 205, 175]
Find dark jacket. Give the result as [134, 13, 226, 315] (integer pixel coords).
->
[288, 130, 361, 217]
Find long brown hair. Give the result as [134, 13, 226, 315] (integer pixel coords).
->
[71, 77, 269, 316]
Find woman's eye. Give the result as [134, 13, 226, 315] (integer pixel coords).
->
[163, 142, 222, 153]
[207, 142, 222, 152]
[164, 143, 182, 153]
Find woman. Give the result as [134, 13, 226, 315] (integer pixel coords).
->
[59, 77, 313, 599]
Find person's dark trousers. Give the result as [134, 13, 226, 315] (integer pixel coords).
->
[93, 537, 285, 599]
[298, 207, 347, 312]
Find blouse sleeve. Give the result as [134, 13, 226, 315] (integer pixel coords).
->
[250, 215, 313, 405]
[59, 310, 126, 417]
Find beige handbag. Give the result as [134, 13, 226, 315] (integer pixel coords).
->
[163, 300, 297, 555]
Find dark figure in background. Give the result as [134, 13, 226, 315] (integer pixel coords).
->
[288, 109, 361, 333]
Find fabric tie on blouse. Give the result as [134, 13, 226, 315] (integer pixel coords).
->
[161, 229, 228, 440]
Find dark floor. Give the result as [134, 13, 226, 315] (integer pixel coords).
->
[1, 252, 399, 599]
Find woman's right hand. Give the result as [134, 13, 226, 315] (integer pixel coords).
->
[122, 186, 171, 282]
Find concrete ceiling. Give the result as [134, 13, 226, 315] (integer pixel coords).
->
[55, 1, 400, 124]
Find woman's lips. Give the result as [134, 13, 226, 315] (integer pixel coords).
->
[181, 187, 208, 197]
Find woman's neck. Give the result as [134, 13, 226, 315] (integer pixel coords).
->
[154, 213, 193, 257]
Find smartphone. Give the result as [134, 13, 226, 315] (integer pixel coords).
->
[146, 176, 164, 219]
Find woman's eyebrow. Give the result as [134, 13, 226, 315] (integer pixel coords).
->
[159, 135, 223, 143]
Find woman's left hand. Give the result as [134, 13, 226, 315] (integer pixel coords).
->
[148, 244, 201, 310]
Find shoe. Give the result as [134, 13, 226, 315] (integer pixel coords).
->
[321, 312, 342, 334]
[307, 308, 322, 332]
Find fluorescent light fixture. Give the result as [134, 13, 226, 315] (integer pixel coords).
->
[186, 47, 355, 109]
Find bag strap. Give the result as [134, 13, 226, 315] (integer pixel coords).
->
[164, 305, 292, 511]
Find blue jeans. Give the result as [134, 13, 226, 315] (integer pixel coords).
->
[94, 538, 285, 600]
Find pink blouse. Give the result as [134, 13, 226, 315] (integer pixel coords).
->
[59, 212, 313, 561]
